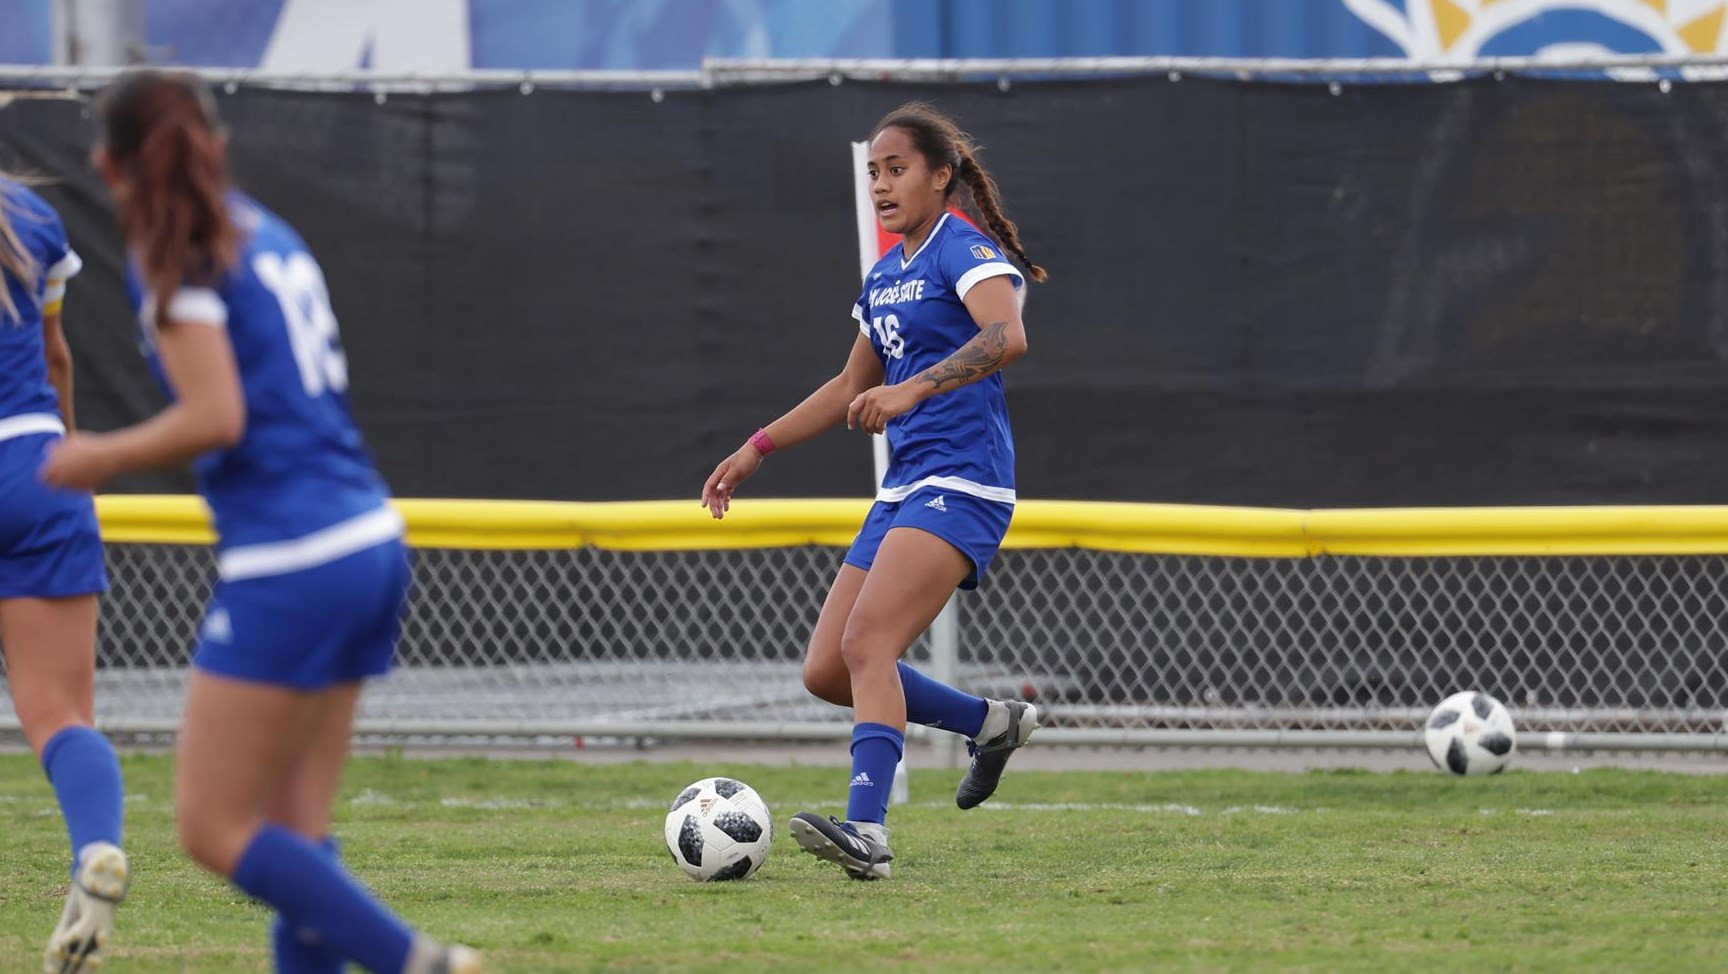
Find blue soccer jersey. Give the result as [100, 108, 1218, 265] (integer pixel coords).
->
[853, 212, 1024, 505]
[0, 179, 83, 435]
[126, 193, 399, 579]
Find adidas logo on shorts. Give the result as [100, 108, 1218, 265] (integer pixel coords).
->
[201, 608, 233, 643]
[924, 495, 948, 512]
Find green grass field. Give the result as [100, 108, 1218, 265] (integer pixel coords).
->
[2, 753, 1726, 973]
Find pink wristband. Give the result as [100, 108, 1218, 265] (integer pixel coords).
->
[748, 428, 777, 458]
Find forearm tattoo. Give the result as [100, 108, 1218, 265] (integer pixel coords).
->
[917, 321, 1009, 390]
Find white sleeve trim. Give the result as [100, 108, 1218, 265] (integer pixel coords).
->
[166, 287, 228, 328]
[853, 302, 867, 334]
[955, 262, 1024, 301]
[42, 249, 82, 303]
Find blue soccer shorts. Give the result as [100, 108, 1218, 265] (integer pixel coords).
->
[0, 432, 107, 599]
[844, 487, 1014, 590]
[193, 538, 411, 690]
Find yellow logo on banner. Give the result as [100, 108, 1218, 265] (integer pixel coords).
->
[1342, 0, 1728, 58]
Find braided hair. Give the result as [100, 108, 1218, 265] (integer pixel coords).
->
[870, 101, 1047, 283]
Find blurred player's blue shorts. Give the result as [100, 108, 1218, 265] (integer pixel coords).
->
[0, 431, 107, 599]
[194, 538, 411, 690]
[844, 487, 1013, 591]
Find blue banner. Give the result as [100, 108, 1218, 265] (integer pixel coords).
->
[0, 0, 53, 65]
[6, 0, 1727, 69]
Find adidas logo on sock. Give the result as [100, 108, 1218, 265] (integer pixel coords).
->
[850, 772, 874, 787]
[924, 495, 947, 512]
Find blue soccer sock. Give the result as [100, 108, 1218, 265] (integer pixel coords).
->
[898, 662, 988, 738]
[272, 836, 345, 974]
[233, 824, 414, 974]
[846, 722, 905, 826]
[40, 725, 125, 873]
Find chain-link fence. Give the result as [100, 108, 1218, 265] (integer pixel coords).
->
[2, 540, 1724, 749]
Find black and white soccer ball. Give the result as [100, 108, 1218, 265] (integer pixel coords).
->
[1424, 690, 1517, 776]
[663, 777, 773, 881]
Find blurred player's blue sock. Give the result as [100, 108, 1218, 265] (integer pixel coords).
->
[234, 824, 412, 974]
[847, 722, 904, 825]
[272, 836, 344, 974]
[898, 662, 987, 738]
[40, 725, 124, 874]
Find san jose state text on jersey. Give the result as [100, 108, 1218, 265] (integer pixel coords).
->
[126, 192, 400, 577]
[851, 213, 1024, 507]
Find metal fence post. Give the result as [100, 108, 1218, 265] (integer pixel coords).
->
[928, 593, 962, 769]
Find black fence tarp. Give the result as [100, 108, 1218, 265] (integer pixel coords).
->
[5, 77, 1728, 506]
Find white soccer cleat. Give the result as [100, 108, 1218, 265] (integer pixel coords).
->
[44, 842, 129, 974]
[407, 936, 487, 974]
[439, 945, 487, 974]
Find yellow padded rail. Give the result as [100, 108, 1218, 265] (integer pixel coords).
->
[92, 496, 1728, 557]
[1305, 506, 1728, 557]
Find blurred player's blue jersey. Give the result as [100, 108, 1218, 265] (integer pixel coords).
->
[853, 213, 1023, 505]
[126, 192, 399, 579]
[0, 178, 106, 599]
[0, 179, 82, 428]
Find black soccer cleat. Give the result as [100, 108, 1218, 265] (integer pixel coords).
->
[788, 813, 893, 880]
[956, 700, 1040, 809]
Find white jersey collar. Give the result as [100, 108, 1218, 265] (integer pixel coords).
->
[899, 211, 952, 271]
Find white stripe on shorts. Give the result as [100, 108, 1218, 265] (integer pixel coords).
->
[0, 412, 65, 444]
[875, 475, 1016, 505]
[217, 506, 404, 582]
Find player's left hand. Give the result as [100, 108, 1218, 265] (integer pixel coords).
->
[39, 433, 119, 492]
[847, 382, 920, 436]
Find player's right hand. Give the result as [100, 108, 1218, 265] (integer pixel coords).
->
[39, 432, 118, 493]
[701, 446, 763, 520]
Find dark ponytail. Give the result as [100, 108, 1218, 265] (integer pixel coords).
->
[870, 101, 1047, 283]
[97, 70, 238, 325]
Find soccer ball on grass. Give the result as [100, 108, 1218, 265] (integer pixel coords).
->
[1424, 690, 1516, 776]
[663, 776, 773, 881]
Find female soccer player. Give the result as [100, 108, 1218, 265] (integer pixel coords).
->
[701, 102, 1046, 880]
[40, 71, 481, 974]
[0, 173, 129, 973]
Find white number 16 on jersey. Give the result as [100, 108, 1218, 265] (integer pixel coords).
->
[871, 313, 906, 359]
[254, 251, 350, 397]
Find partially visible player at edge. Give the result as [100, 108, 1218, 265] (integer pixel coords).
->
[0, 172, 129, 973]
[701, 101, 1047, 880]
[39, 70, 483, 974]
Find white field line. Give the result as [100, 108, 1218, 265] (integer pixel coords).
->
[439, 796, 546, 809]
[349, 793, 1313, 817]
